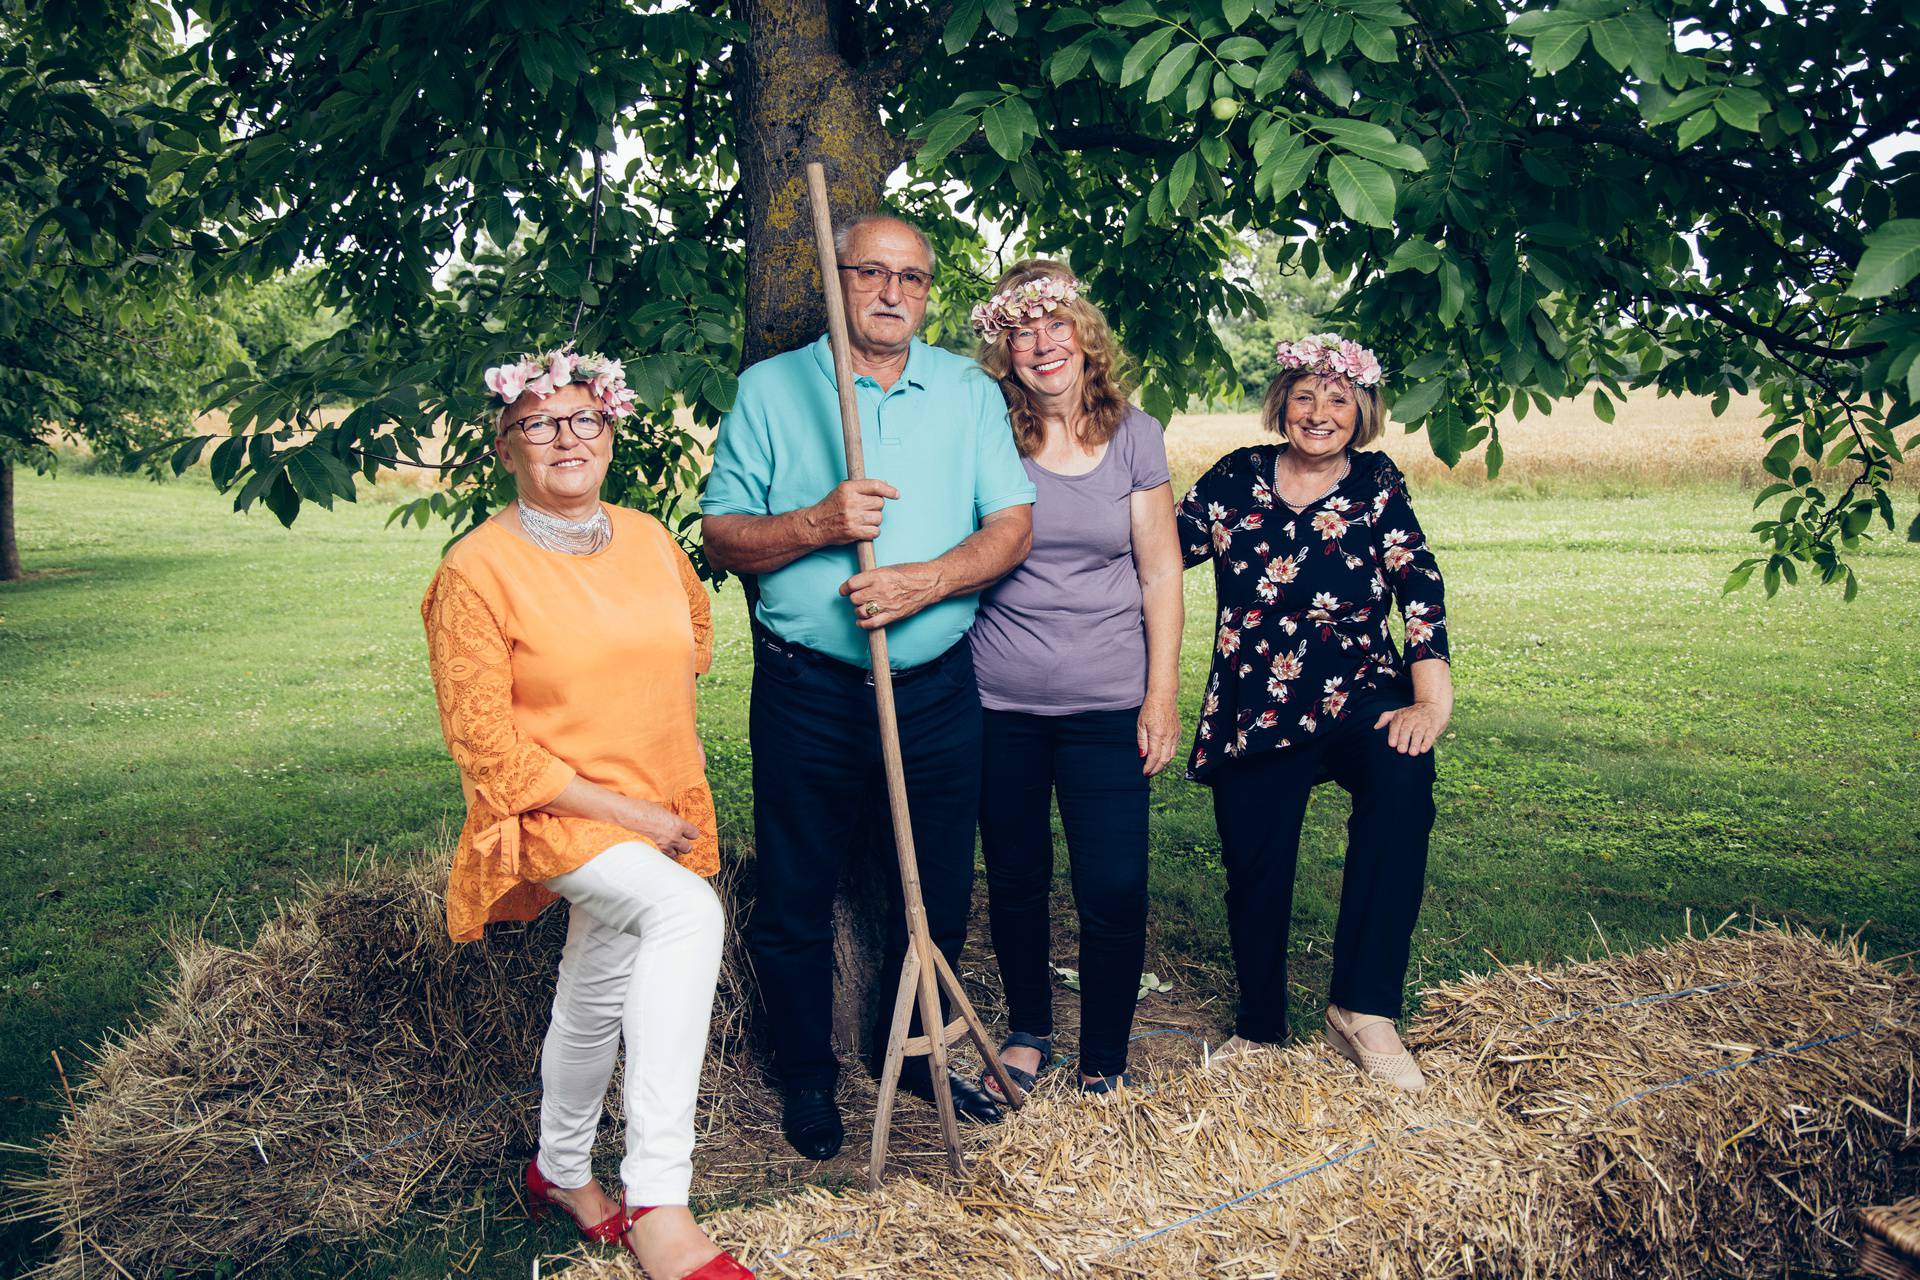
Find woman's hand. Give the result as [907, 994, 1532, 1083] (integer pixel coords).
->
[1371, 701, 1450, 756]
[616, 797, 702, 856]
[1137, 693, 1181, 777]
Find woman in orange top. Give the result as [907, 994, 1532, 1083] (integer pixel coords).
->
[421, 345, 750, 1280]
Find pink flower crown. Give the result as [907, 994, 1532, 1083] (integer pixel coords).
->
[1274, 333, 1384, 387]
[482, 344, 637, 418]
[970, 273, 1082, 341]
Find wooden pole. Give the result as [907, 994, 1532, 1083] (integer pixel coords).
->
[802, 162, 1025, 1187]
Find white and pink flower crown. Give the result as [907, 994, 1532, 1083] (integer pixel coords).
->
[482, 344, 637, 418]
[970, 273, 1083, 341]
[1274, 333, 1384, 387]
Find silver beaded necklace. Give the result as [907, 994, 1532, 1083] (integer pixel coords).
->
[517, 499, 612, 555]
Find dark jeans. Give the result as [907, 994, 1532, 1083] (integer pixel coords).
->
[746, 631, 982, 1092]
[978, 706, 1149, 1079]
[1208, 683, 1436, 1042]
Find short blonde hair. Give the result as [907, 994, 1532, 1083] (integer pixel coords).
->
[1261, 369, 1385, 449]
[975, 259, 1133, 457]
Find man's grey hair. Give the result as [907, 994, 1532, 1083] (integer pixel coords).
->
[833, 212, 937, 272]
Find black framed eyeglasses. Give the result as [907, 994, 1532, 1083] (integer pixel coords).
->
[838, 263, 933, 298]
[509, 409, 611, 444]
[1008, 318, 1075, 352]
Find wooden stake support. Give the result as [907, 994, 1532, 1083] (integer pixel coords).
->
[803, 161, 1026, 1187]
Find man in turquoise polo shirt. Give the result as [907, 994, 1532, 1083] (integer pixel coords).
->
[703, 213, 1035, 1159]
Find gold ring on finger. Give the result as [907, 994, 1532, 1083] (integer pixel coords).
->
[863, 601, 882, 618]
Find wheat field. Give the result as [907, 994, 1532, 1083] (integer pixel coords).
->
[180, 389, 1913, 497]
[1167, 389, 1919, 494]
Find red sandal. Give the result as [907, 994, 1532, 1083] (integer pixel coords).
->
[523, 1158, 630, 1247]
[624, 1205, 756, 1279]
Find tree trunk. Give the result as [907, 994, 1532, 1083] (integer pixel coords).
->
[736, 0, 906, 365]
[735, 0, 911, 1067]
[0, 456, 21, 582]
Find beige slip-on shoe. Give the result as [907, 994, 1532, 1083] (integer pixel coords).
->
[1321, 1006, 1426, 1093]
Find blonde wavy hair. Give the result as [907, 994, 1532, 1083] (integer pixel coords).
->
[1261, 368, 1386, 449]
[975, 260, 1133, 457]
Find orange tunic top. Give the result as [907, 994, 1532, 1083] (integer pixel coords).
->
[421, 505, 717, 942]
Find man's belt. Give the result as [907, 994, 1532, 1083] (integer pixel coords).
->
[753, 625, 966, 688]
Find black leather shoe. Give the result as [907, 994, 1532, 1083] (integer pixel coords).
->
[781, 1087, 844, 1159]
[897, 1062, 1005, 1124]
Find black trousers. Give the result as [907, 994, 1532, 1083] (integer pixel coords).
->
[978, 707, 1149, 1079]
[746, 632, 982, 1092]
[1208, 683, 1436, 1042]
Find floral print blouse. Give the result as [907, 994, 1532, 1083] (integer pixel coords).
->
[1177, 447, 1450, 781]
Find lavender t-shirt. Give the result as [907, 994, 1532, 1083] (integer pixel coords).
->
[971, 406, 1171, 714]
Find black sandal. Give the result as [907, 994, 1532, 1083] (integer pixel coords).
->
[1080, 1071, 1133, 1095]
[981, 1031, 1052, 1101]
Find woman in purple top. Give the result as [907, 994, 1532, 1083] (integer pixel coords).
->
[1177, 334, 1453, 1092]
[968, 261, 1184, 1095]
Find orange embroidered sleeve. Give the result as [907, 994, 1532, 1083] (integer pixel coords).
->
[674, 542, 714, 675]
[422, 565, 577, 814]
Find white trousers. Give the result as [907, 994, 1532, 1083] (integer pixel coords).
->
[537, 840, 724, 1207]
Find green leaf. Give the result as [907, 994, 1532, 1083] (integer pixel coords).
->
[944, 0, 984, 52]
[1721, 558, 1761, 593]
[1391, 378, 1446, 423]
[170, 435, 212, 476]
[1588, 18, 1636, 71]
[284, 446, 357, 507]
[1168, 148, 1198, 209]
[1437, 259, 1465, 325]
[1049, 40, 1093, 84]
[1263, 133, 1316, 199]
[1529, 22, 1589, 76]
[1147, 41, 1202, 102]
[1223, 0, 1255, 26]
[1100, 0, 1161, 26]
[1325, 153, 1396, 226]
[1427, 404, 1467, 466]
[1675, 109, 1717, 150]
[1311, 117, 1427, 171]
[1385, 239, 1441, 273]
[1350, 21, 1397, 63]
[916, 113, 979, 171]
[1120, 26, 1179, 86]
[1307, 59, 1353, 104]
[150, 150, 190, 184]
[1592, 388, 1615, 422]
[1848, 219, 1920, 299]
[262, 470, 302, 528]
[1254, 46, 1301, 98]
[1485, 426, 1505, 479]
[1762, 433, 1798, 479]
[1621, 8, 1670, 80]
[1907, 512, 1920, 542]
[1505, 9, 1573, 37]
[209, 435, 247, 490]
[983, 100, 1027, 160]
[1646, 85, 1717, 125]
[1217, 36, 1266, 61]
[1713, 86, 1769, 131]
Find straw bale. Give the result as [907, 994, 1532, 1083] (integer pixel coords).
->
[10, 857, 755, 1280]
[14, 859, 1916, 1280]
[562, 925, 1917, 1280]
[1417, 925, 1920, 1278]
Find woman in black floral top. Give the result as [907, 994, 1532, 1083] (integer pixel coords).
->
[1178, 334, 1453, 1092]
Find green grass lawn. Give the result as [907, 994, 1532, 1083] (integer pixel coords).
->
[3, 466, 1917, 1277]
